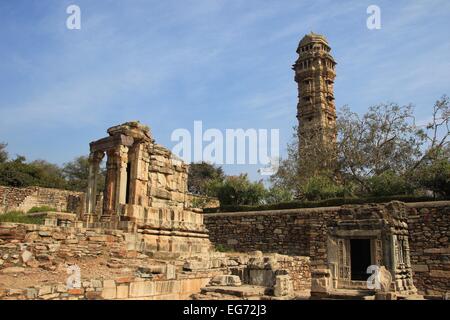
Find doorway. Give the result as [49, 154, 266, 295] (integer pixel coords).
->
[125, 161, 132, 204]
[350, 239, 371, 281]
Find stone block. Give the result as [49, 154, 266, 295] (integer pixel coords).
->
[40, 293, 60, 300]
[375, 292, 397, 300]
[101, 280, 117, 299]
[21, 250, 33, 263]
[26, 288, 38, 299]
[116, 285, 129, 299]
[274, 275, 294, 297]
[1, 266, 26, 274]
[67, 288, 84, 295]
[101, 286, 117, 299]
[430, 270, 450, 278]
[166, 264, 176, 280]
[129, 280, 155, 298]
[209, 275, 242, 287]
[38, 285, 53, 296]
[412, 264, 429, 272]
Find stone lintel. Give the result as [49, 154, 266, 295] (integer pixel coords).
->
[333, 230, 381, 238]
[90, 134, 134, 153]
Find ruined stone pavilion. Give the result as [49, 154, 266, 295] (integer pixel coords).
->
[84, 121, 210, 254]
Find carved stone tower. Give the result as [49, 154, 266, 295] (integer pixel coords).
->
[293, 32, 337, 178]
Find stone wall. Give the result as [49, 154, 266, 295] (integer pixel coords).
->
[0, 273, 219, 300]
[0, 222, 311, 300]
[0, 222, 226, 300]
[0, 186, 84, 215]
[406, 202, 450, 296]
[0, 222, 128, 271]
[205, 209, 313, 256]
[278, 256, 311, 292]
[204, 201, 450, 297]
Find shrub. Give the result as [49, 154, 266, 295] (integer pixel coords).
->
[0, 211, 44, 224]
[367, 171, 414, 197]
[415, 158, 450, 197]
[215, 244, 234, 252]
[202, 194, 439, 213]
[264, 186, 294, 204]
[300, 176, 350, 201]
[208, 174, 266, 207]
[27, 206, 56, 213]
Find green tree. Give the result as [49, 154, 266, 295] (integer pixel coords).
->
[0, 156, 66, 188]
[414, 155, 450, 198]
[337, 102, 423, 192]
[29, 159, 67, 189]
[367, 171, 414, 197]
[300, 175, 350, 201]
[271, 95, 450, 199]
[0, 156, 36, 187]
[188, 161, 225, 195]
[269, 128, 301, 196]
[264, 186, 294, 204]
[208, 174, 266, 206]
[62, 156, 105, 192]
[0, 142, 7, 163]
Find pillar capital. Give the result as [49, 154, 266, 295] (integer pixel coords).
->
[89, 151, 105, 164]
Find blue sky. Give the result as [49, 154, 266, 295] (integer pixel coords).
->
[0, 0, 449, 182]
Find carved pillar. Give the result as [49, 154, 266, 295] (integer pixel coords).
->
[102, 148, 119, 220]
[101, 145, 130, 221]
[86, 151, 104, 217]
[115, 145, 129, 214]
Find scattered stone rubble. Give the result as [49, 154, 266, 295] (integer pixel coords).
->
[0, 221, 311, 300]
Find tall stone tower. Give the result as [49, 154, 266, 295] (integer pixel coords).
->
[293, 32, 337, 178]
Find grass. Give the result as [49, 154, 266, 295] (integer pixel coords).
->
[215, 244, 234, 252]
[27, 206, 56, 213]
[0, 211, 45, 225]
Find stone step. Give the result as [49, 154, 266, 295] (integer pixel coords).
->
[201, 285, 270, 298]
[322, 289, 376, 300]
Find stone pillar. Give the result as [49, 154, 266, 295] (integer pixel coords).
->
[115, 145, 129, 215]
[101, 145, 129, 222]
[102, 149, 119, 221]
[85, 151, 104, 218]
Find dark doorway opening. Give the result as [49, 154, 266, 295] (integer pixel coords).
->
[125, 161, 132, 204]
[350, 239, 371, 281]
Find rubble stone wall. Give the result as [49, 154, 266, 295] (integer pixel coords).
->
[0, 222, 226, 300]
[406, 202, 450, 296]
[205, 209, 314, 256]
[0, 186, 84, 215]
[204, 201, 450, 296]
[278, 256, 311, 292]
[0, 223, 128, 270]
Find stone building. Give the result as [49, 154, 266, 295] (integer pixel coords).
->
[205, 201, 423, 298]
[293, 32, 337, 178]
[83, 121, 210, 254]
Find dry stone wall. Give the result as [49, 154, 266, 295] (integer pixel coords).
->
[204, 201, 450, 297]
[0, 222, 311, 299]
[0, 186, 84, 214]
[0, 222, 128, 271]
[406, 202, 450, 296]
[205, 210, 313, 256]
